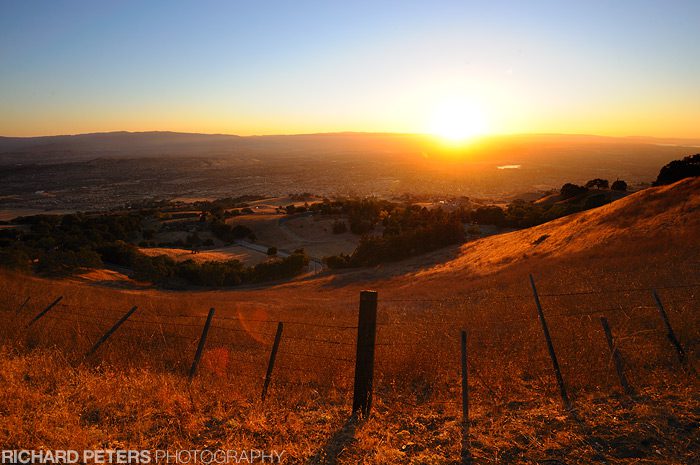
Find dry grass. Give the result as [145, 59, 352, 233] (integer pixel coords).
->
[0, 178, 699, 463]
[139, 245, 270, 266]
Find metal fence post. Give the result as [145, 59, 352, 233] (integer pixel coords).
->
[652, 290, 686, 364]
[529, 275, 571, 409]
[86, 306, 138, 356]
[189, 308, 215, 382]
[26, 296, 63, 328]
[261, 322, 284, 402]
[599, 316, 634, 396]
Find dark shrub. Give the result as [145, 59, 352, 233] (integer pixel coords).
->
[653, 154, 700, 186]
[560, 183, 588, 199]
[611, 179, 628, 191]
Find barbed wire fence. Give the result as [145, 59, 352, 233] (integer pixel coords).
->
[0, 276, 697, 457]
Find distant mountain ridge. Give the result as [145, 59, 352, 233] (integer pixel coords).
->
[1, 130, 699, 153]
[1, 131, 698, 171]
[0, 131, 433, 163]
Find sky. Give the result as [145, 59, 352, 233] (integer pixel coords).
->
[1, 0, 699, 138]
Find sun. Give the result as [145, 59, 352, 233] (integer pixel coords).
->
[428, 100, 488, 144]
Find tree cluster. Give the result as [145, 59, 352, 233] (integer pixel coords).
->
[653, 154, 700, 186]
[0, 211, 306, 287]
[324, 207, 465, 268]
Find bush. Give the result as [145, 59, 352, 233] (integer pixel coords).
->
[247, 252, 308, 282]
[210, 221, 253, 243]
[560, 183, 588, 199]
[324, 253, 352, 269]
[132, 254, 176, 282]
[611, 179, 628, 191]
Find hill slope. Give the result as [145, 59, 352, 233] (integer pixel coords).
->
[0, 179, 698, 464]
[418, 176, 700, 279]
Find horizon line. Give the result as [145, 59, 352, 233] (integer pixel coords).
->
[2, 129, 700, 142]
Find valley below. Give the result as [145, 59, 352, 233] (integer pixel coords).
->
[0, 133, 698, 463]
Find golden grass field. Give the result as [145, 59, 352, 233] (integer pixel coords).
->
[0, 178, 698, 463]
[139, 245, 271, 266]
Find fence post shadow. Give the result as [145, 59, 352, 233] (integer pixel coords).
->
[307, 416, 360, 465]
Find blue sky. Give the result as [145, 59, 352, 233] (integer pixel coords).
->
[1, 0, 699, 137]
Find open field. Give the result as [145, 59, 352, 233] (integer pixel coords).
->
[139, 245, 271, 266]
[232, 213, 360, 259]
[0, 178, 698, 463]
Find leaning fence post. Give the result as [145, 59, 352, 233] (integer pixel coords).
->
[352, 290, 378, 416]
[652, 290, 686, 364]
[460, 330, 471, 464]
[529, 275, 571, 409]
[86, 306, 138, 356]
[16, 296, 31, 315]
[189, 308, 215, 382]
[26, 296, 63, 328]
[599, 316, 634, 396]
[261, 322, 284, 402]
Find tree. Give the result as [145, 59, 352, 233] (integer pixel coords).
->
[585, 178, 609, 189]
[611, 179, 628, 191]
[653, 154, 700, 186]
[208, 206, 225, 220]
[471, 206, 506, 226]
[560, 183, 588, 199]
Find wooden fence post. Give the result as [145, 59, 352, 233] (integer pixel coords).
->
[189, 308, 215, 382]
[529, 275, 571, 409]
[86, 306, 138, 356]
[261, 322, 284, 402]
[460, 330, 471, 464]
[352, 290, 378, 416]
[652, 290, 686, 364]
[26, 296, 63, 328]
[599, 316, 634, 396]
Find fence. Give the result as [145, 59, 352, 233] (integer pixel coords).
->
[1, 275, 698, 459]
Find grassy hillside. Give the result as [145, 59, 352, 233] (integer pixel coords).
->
[0, 178, 698, 463]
